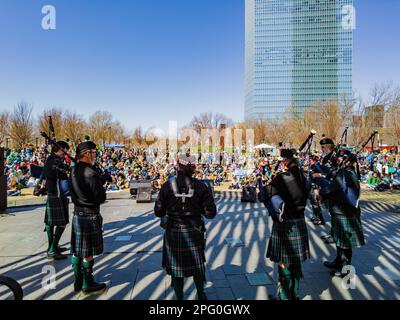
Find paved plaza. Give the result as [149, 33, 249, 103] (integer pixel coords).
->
[0, 192, 399, 300]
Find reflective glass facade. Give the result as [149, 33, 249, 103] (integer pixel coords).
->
[245, 0, 353, 119]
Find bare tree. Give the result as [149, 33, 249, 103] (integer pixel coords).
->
[0, 111, 10, 146]
[131, 126, 145, 148]
[88, 111, 113, 145]
[348, 97, 370, 147]
[248, 119, 270, 145]
[110, 120, 129, 144]
[37, 108, 65, 139]
[9, 101, 35, 148]
[63, 111, 88, 146]
[188, 112, 233, 133]
[385, 90, 400, 145]
[369, 82, 395, 107]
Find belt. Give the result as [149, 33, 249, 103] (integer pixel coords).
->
[167, 212, 201, 218]
[74, 206, 99, 215]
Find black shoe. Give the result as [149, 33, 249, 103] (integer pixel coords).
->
[56, 246, 68, 253]
[321, 234, 331, 239]
[47, 252, 67, 260]
[82, 282, 107, 294]
[323, 260, 342, 270]
[197, 292, 208, 301]
[74, 278, 83, 292]
[268, 294, 281, 301]
[313, 219, 322, 225]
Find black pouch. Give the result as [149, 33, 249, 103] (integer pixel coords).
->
[160, 215, 169, 230]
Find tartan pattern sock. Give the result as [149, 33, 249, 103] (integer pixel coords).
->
[45, 224, 54, 253]
[52, 226, 65, 252]
[289, 264, 302, 300]
[278, 265, 292, 300]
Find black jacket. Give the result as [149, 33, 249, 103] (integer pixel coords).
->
[70, 162, 106, 211]
[266, 161, 309, 218]
[320, 166, 360, 209]
[154, 173, 217, 225]
[43, 154, 69, 197]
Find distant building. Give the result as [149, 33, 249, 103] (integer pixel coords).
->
[245, 0, 353, 120]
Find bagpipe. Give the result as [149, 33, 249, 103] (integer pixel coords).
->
[257, 158, 285, 222]
[317, 131, 379, 208]
[258, 131, 317, 222]
[40, 132, 112, 187]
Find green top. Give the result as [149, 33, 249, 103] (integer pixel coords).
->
[367, 177, 378, 186]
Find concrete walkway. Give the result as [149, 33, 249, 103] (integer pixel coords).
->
[0, 192, 399, 300]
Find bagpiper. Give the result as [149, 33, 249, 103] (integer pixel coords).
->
[312, 138, 339, 244]
[264, 149, 311, 300]
[320, 150, 365, 277]
[69, 141, 107, 293]
[154, 154, 217, 300]
[43, 140, 70, 260]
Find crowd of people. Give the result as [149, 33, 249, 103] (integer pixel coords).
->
[2, 144, 234, 197]
[2, 143, 400, 198]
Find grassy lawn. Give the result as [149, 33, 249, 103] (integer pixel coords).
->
[360, 189, 400, 205]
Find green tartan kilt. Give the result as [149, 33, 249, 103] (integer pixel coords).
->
[267, 217, 310, 265]
[44, 196, 69, 226]
[331, 204, 365, 249]
[162, 222, 206, 279]
[71, 212, 103, 258]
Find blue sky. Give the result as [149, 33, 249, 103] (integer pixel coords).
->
[0, 0, 399, 131]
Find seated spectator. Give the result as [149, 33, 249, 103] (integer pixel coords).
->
[366, 172, 380, 190]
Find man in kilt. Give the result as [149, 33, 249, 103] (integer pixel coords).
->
[154, 154, 217, 300]
[312, 138, 339, 244]
[69, 141, 107, 293]
[43, 140, 70, 260]
[264, 149, 311, 300]
[320, 150, 365, 277]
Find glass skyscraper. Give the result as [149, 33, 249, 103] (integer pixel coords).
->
[245, 0, 353, 119]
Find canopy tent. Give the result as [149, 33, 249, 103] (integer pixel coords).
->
[253, 144, 276, 149]
[233, 169, 254, 177]
[104, 144, 125, 148]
